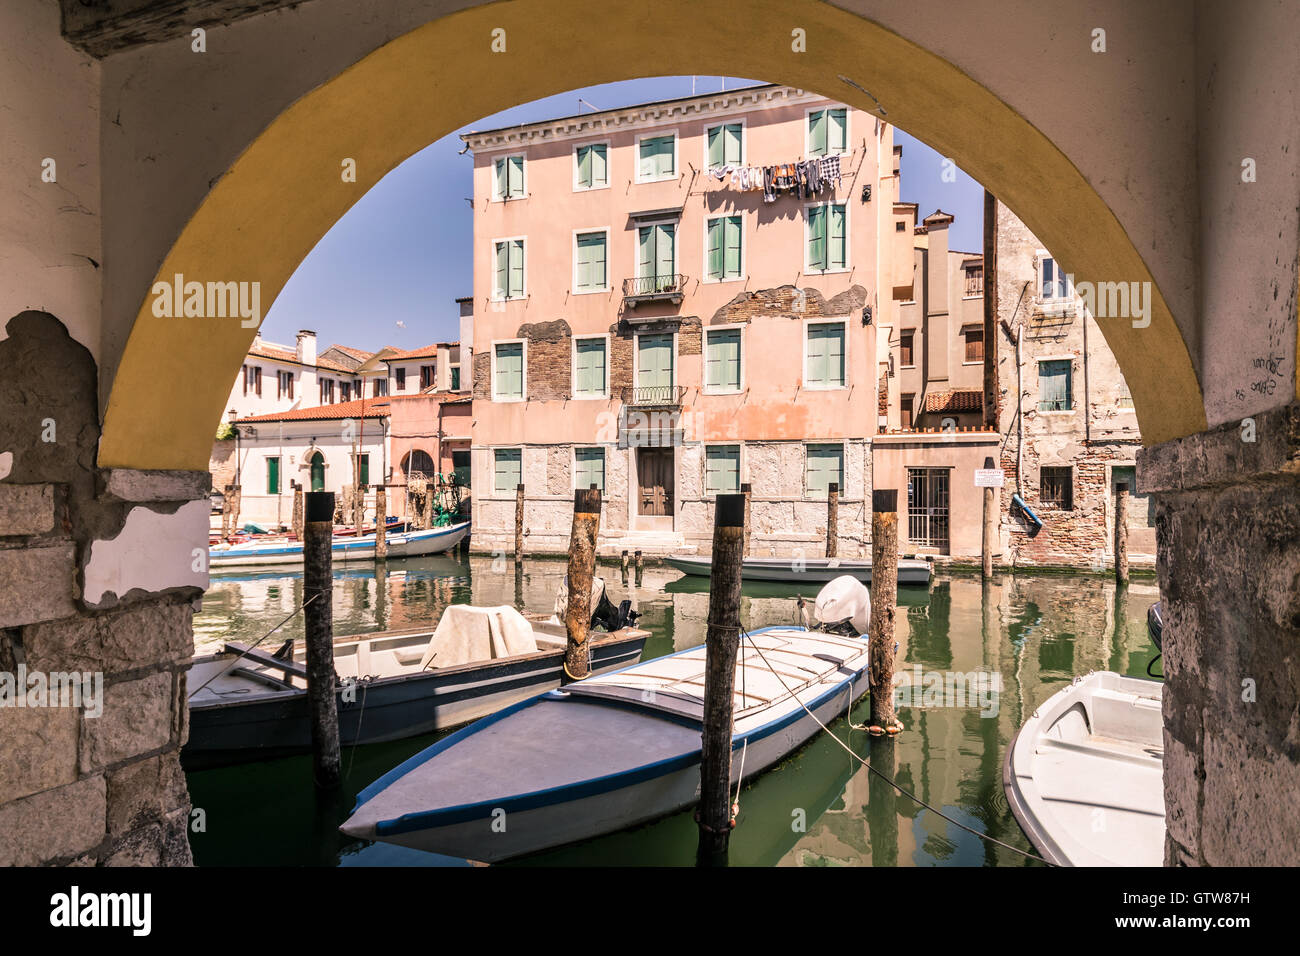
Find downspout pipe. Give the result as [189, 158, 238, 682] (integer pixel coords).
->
[1011, 493, 1043, 529]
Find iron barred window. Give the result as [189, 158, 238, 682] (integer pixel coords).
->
[1040, 466, 1073, 510]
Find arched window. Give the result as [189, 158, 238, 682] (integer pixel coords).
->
[403, 449, 436, 479]
[309, 451, 325, 492]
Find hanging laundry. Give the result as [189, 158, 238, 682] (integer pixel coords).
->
[806, 157, 823, 195]
[762, 165, 777, 203]
[819, 154, 842, 188]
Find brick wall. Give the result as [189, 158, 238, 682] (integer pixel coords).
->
[518, 318, 571, 401]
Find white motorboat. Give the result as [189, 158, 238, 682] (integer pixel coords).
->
[341, 576, 874, 863]
[665, 554, 932, 586]
[1003, 671, 1166, 866]
[209, 520, 470, 569]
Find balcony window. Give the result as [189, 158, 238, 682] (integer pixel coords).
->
[636, 223, 677, 290]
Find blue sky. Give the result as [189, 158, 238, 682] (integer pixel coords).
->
[261, 76, 985, 352]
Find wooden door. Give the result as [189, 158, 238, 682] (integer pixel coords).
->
[637, 447, 674, 516]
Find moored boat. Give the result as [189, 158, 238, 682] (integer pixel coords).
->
[1003, 671, 1165, 866]
[209, 520, 470, 569]
[341, 576, 875, 863]
[665, 554, 932, 586]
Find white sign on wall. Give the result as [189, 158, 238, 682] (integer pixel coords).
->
[974, 468, 1005, 488]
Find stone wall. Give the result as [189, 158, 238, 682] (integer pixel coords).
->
[0, 311, 199, 866]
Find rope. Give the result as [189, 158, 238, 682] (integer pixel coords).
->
[741, 628, 1055, 865]
[188, 592, 322, 699]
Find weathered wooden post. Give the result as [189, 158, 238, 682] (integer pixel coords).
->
[697, 493, 745, 866]
[353, 472, 364, 533]
[562, 488, 602, 683]
[229, 483, 242, 535]
[869, 490, 902, 734]
[741, 482, 753, 557]
[635, 549, 643, 586]
[291, 481, 304, 540]
[621, 549, 630, 579]
[1115, 482, 1130, 584]
[514, 483, 525, 567]
[981, 456, 996, 580]
[303, 491, 341, 789]
[374, 484, 387, 561]
[826, 482, 839, 558]
[220, 483, 234, 538]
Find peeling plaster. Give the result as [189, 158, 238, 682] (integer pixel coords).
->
[83, 499, 210, 605]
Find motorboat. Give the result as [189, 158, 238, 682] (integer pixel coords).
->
[209, 520, 470, 569]
[665, 554, 932, 586]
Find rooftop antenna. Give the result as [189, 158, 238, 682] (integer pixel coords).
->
[578, 98, 600, 113]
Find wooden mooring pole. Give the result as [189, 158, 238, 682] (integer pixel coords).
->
[621, 549, 630, 581]
[291, 481, 304, 539]
[634, 549, 643, 586]
[562, 487, 602, 683]
[981, 456, 995, 580]
[697, 493, 745, 866]
[826, 482, 839, 558]
[1115, 482, 1130, 584]
[374, 484, 387, 561]
[514, 483, 525, 567]
[869, 490, 902, 734]
[303, 491, 340, 789]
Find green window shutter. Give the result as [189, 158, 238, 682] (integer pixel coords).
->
[509, 239, 525, 297]
[807, 206, 827, 271]
[724, 216, 742, 278]
[638, 226, 653, 279]
[807, 323, 845, 386]
[705, 445, 740, 494]
[577, 146, 591, 188]
[450, 367, 460, 390]
[577, 145, 606, 188]
[638, 334, 673, 390]
[707, 126, 723, 168]
[494, 241, 508, 297]
[591, 144, 607, 186]
[495, 342, 523, 398]
[510, 156, 524, 197]
[706, 329, 741, 390]
[494, 449, 521, 493]
[707, 218, 724, 279]
[658, 136, 675, 177]
[267, 457, 279, 495]
[576, 232, 606, 290]
[575, 448, 605, 493]
[829, 204, 847, 270]
[829, 109, 847, 154]
[809, 110, 827, 157]
[495, 158, 507, 198]
[359, 454, 369, 487]
[641, 135, 674, 178]
[725, 124, 742, 165]
[575, 338, 606, 395]
[655, 224, 675, 283]
[1038, 360, 1072, 410]
[805, 444, 843, 498]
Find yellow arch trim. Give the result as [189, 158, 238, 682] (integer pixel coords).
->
[98, 0, 1206, 470]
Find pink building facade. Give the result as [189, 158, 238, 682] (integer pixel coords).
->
[462, 85, 902, 555]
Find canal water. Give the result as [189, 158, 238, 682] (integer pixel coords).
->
[188, 554, 1161, 866]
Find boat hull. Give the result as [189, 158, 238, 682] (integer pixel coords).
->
[209, 521, 470, 569]
[665, 555, 932, 585]
[183, 629, 646, 770]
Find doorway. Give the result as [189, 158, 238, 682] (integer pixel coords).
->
[637, 447, 674, 518]
[907, 467, 950, 554]
[309, 451, 325, 492]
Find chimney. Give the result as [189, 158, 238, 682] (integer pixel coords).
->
[923, 210, 954, 385]
[296, 330, 317, 366]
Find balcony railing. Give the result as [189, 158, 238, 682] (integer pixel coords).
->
[622, 273, 688, 306]
[622, 385, 686, 407]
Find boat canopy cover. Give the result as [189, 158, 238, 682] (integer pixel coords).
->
[419, 605, 539, 670]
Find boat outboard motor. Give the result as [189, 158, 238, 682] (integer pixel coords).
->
[590, 591, 640, 632]
[812, 575, 872, 636]
[1146, 602, 1164, 651]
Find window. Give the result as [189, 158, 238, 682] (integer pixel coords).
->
[450, 366, 461, 391]
[965, 264, 984, 295]
[395, 367, 406, 391]
[575, 231, 608, 292]
[340, 381, 352, 402]
[1038, 359, 1073, 411]
[805, 444, 844, 498]
[420, 365, 435, 390]
[895, 221, 906, 232]
[705, 445, 741, 494]
[808, 108, 848, 157]
[241, 364, 249, 396]
[277, 370, 293, 399]
[900, 394, 914, 429]
[1040, 466, 1073, 510]
[494, 448, 522, 494]
[573, 337, 608, 397]
[358, 454, 370, 488]
[1117, 386, 1134, 409]
[320, 379, 335, 404]
[266, 456, 280, 495]
[963, 326, 985, 363]
[636, 333, 674, 394]
[373, 378, 387, 397]
[253, 366, 262, 397]
[638, 133, 676, 181]
[574, 447, 605, 493]
[637, 223, 677, 288]
[706, 123, 743, 168]
[899, 330, 915, 367]
[493, 341, 525, 401]
[704, 328, 742, 392]
[575, 143, 608, 190]
[805, 321, 846, 388]
[493, 239, 526, 299]
[806, 203, 847, 272]
[706, 215, 743, 281]
[1039, 255, 1071, 301]
[493, 154, 525, 200]
[404, 449, 434, 479]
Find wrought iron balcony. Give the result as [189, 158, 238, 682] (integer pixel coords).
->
[622, 273, 687, 307]
[621, 385, 686, 407]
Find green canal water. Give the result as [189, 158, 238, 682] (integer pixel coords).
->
[188, 554, 1161, 867]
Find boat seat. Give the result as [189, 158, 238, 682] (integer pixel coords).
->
[393, 647, 425, 667]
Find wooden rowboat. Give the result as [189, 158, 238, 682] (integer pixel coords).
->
[665, 554, 932, 586]
[209, 520, 470, 570]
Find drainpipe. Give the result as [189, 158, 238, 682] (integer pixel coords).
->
[1016, 324, 1023, 496]
[1082, 305, 1091, 444]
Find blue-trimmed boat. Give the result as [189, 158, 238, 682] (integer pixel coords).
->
[341, 623, 870, 862]
[209, 520, 470, 569]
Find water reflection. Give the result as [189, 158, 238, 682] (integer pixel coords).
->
[189, 556, 1160, 867]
